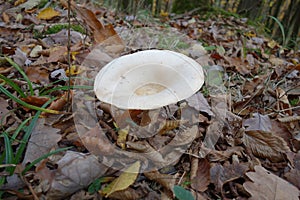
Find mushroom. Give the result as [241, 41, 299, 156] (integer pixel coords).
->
[94, 49, 204, 110]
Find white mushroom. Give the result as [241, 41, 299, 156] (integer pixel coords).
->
[94, 50, 204, 110]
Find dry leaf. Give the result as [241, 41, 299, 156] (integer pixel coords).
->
[117, 126, 129, 149]
[25, 66, 49, 84]
[191, 158, 210, 192]
[243, 113, 272, 132]
[101, 161, 140, 197]
[186, 92, 213, 116]
[144, 170, 175, 193]
[71, 2, 123, 44]
[42, 151, 109, 199]
[244, 165, 299, 200]
[80, 125, 114, 156]
[37, 7, 60, 20]
[0, 97, 10, 126]
[20, 96, 50, 107]
[22, 118, 61, 165]
[2, 12, 10, 23]
[225, 56, 251, 75]
[243, 130, 290, 162]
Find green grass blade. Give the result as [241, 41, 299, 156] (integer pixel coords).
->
[22, 147, 71, 175]
[0, 74, 26, 98]
[41, 85, 93, 95]
[11, 117, 32, 140]
[0, 85, 60, 114]
[5, 57, 34, 96]
[13, 98, 54, 164]
[1, 133, 15, 174]
[268, 16, 286, 46]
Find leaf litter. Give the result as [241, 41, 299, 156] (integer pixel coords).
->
[0, 0, 299, 199]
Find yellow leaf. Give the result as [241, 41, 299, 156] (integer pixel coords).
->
[37, 7, 60, 20]
[117, 126, 129, 149]
[244, 31, 256, 38]
[65, 65, 82, 76]
[14, 0, 26, 6]
[101, 161, 140, 197]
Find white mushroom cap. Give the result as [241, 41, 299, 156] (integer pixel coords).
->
[94, 50, 204, 110]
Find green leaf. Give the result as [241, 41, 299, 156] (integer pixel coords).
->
[173, 185, 195, 200]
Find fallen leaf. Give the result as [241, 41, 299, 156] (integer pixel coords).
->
[225, 56, 251, 75]
[2, 12, 10, 23]
[186, 92, 213, 116]
[80, 125, 114, 156]
[144, 170, 175, 193]
[243, 113, 272, 132]
[41, 151, 110, 199]
[37, 7, 60, 20]
[244, 165, 299, 200]
[243, 130, 290, 162]
[101, 161, 140, 197]
[20, 96, 50, 107]
[0, 97, 10, 126]
[71, 2, 123, 45]
[191, 158, 210, 192]
[22, 118, 61, 165]
[25, 66, 49, 84]
[117, 126, 129, 149]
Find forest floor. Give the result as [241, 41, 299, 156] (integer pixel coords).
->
[0, 1, 300, 200]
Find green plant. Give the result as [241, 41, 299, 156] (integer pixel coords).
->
[268, 16, 286, 47]
[173, 185, 195, 200]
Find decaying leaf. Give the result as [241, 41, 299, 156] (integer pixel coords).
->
[144, 170, 176, 193]
[191, 158, 210, 192]
[117, 126, 129, 149]
[20, 96, 50, 107]
[71, 2, 123, 45]
[0, 97, 10, 125]
[40, 151, 110, 199]
[101, 161, 140, 197]
[22, 118, 61, 165]
[243, 113, 272, 132]
[244, 165, 299, 200]
[243, 130, 290, 162]
[80, 125, 115, 156]
[186, 92, 213, 116]
[25, 66, 50, 84]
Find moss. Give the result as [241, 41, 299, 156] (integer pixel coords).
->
[44, 24, 86, 35]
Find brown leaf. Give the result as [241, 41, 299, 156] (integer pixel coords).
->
[80, 125, 114, 155]
[144, 170, 175, 193]
[186, 92, 213, 116]
[244, 165, 299, 200]
[45, 151, 110, 199]
[0, 97, 10, 126]
[243, 113, 272, 132]
[22, 118, 61, 165]
[71, 2, 123, 45]
[225, 56, 251, 75]
[20, 96, 50, 107]
[25, 66, 49, 84]
[243, 130, 290, 162]
[210, 162, 249, 193]
[191, 158, 210, 192]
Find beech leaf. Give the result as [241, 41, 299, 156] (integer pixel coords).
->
[101, 161, 141, 197]
[243, 130, 290, 162]
[244, 165, 299, 200]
